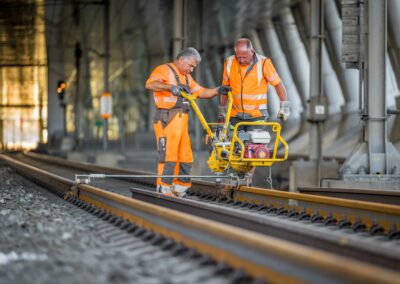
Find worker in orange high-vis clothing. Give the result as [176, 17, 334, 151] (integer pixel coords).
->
[145, 47, 230, 197]
[219, 38, 291, 127]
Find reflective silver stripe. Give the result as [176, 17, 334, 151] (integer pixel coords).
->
[242, 104, 257, 111]
[259, 104, 267, 110]
[226, 55, 235, 79]
[234, 104, 267, 111]
[235, 104, 267, 111]
[256, 54, 266, 87]
[232, 93, 267, 100]
[155, 96, 178, 103]
[162, 96, 178, 103]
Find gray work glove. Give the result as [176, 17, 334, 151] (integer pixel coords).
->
[277, 101, 291, 121]
[217, 85, 231, 96]
[170, 84, 190, 96]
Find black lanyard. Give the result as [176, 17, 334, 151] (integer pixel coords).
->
[166, 64, 189, 88]
[166, 64, 190, 109]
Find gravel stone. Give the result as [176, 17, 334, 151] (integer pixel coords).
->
[0, 166, 234, 284]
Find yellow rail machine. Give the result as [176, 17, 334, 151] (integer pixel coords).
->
[181, 91, 289, 186]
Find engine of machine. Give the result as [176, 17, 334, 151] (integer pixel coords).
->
[237, 130, 272, 159]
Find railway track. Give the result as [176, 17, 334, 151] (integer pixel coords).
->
[19, 152, 400, 240]
[0, 167, 253, 284]
[1, 152, 400, 282]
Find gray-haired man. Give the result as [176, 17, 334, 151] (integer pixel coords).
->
[145, 47, 230, 197]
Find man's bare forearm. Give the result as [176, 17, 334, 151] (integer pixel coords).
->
[145, 80, 171, 92]
[198, 88, 218, 99]
[275, 82, 288, 101]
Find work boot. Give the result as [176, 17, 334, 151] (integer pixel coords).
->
[158, 185, 174, 197]
[172, 184, 189, 198]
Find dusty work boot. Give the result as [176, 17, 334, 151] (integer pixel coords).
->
[171, 184, 189, 198]
[157, 185, 174, 197]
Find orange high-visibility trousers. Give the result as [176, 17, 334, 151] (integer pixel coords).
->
[153, 111, 193, 188]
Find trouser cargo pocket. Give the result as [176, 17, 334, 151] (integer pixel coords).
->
[158, 137, 167, 162]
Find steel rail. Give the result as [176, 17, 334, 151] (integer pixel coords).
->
[229, 186, 400, 235]
[23, 152, 400, 236]
[1, 153, 399, 283]
[298, 186, 400, 205]
[130, 187, 400, 271]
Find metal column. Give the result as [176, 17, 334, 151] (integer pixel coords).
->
[259, 21, 303, 118]
[280, 7, 310, 107]
[309, 0, 325, 183]
[74, 42, 82, 148]
[102, 0, 110, 151]
[45, 3, 66, 143]
[193, 0, 203, 151]
[324, 0, 400, 190]
[367, 0, 387, 174]
[173, 0, 186, 58]
[291, 0, 340, 191]
[388, 0, 400, 88]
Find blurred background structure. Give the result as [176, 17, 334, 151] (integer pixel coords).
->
[0, 0, 399, 190]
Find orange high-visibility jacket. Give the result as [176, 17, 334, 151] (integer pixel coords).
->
[222, 54, 282, 118]
[146, 63, 204, 109]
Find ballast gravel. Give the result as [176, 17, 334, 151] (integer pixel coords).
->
[0, 166, 228, 284]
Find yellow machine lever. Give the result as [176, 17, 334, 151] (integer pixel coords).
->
[180, 91, 233, 140]
[181, 92, 233, 139]
[223, 92, 233, 138]
[180, 91, 213, 138]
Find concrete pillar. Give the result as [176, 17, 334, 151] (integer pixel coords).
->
[308, 0, 324, 185]
[321, 43, 344, 114]
[388, 0, 400, 88]
[366, 0, 387, 174]
[173, 0, 186, 58]
[258, 21, 303, 118]
[102, 0, 110, 151]
[45, 4, 66, 144]
[280, 7, 310, 104]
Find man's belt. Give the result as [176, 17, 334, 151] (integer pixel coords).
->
[153, 107, 189, 127]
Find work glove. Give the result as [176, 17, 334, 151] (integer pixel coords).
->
[277, 101, 291, 122]
[217, 85, 232, 96]
[178, 84, 190, 94]
[170, 84, 190, 96]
